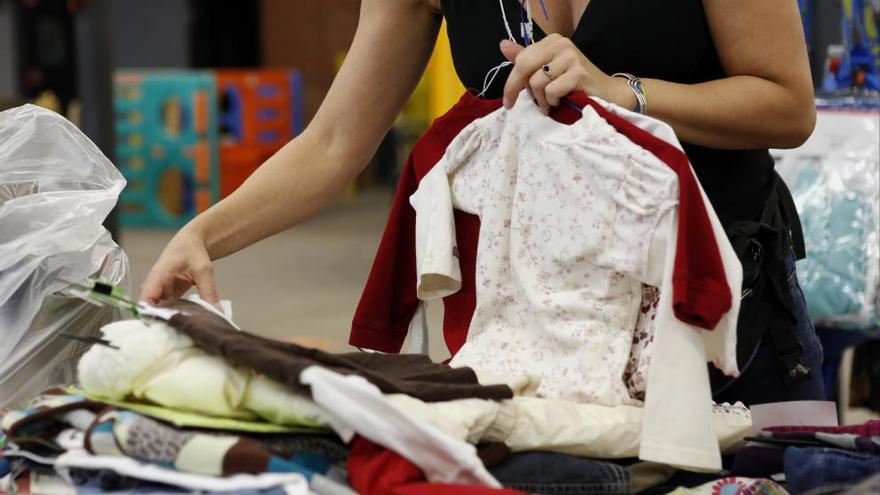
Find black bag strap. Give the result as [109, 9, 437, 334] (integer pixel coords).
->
[758, 173, 806, 260]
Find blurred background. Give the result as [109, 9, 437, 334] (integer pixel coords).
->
[0, 0, 878, 420]
[0, 0, 469, 360]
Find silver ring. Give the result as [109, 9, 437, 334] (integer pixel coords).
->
[542, 64, 553, 80]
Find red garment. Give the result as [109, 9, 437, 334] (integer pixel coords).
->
[347, 436, 526, 495]
[350, 91, 731, 356]
[350, 93, 501, 355]
[764, 419, 880, 436]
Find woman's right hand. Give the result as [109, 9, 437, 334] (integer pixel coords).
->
[139, 227, 220, 306]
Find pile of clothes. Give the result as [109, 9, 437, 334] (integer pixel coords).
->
[3, 297, 874, 494]
[0, 296, 782, 494]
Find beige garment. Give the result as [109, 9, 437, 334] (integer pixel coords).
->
[384, 392, 751, 463]
[78, 319, 332, 428]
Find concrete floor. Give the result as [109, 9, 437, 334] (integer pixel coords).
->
[120, 188, 450, 361]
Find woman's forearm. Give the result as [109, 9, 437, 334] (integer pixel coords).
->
[180, 0, 441, 261]
[641, 74, 815, 150]
[182, 129, 362, 260]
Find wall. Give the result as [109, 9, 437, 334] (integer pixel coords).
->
[260, 0, 360, 123]
[0, 1, 17, 100]
[109, 0, 192, 68]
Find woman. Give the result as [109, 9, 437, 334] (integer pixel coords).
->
[141, 0, 822, 405]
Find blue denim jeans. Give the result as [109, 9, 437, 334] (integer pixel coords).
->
[784, 447, 880, 494]
[488, 452, 630, 495]
[712, 253, 825, 405]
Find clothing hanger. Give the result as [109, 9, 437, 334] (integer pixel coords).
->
[56, 276, 179, 323]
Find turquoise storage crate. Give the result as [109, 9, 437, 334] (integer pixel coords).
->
[114, 70, 219, 228]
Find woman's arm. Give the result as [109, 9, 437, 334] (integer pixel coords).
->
[501, 0, 816, 150]
[644, 0, 816, 149]
[140, 0, 440, 303]
[199, 0, 440, 259]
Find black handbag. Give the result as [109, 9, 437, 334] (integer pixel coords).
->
[710, 173, 812, 396]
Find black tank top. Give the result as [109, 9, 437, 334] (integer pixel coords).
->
[441, 0, 775, 226]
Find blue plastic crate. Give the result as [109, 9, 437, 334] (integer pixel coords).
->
[114, 70, 219, 228]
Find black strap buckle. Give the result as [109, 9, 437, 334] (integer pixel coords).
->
[779, 347, 812, 381]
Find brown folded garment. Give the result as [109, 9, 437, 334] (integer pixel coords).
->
[160, 299, 513, 402]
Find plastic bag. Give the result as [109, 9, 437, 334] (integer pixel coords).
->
[775, 101, 880, 330]
[0, 104, 129, 408]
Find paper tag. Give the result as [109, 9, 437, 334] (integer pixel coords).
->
[184, 295, 241, 331]
[136, 304, 179, 321]
[750, 401, 838, 432]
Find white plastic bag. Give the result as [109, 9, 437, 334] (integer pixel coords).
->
[0, 104, 129, 408]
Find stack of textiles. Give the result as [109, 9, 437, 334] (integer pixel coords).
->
[730, 420, 880, 494]
[2, 295, 760, 494]
[4, 90, 768, 494]
[0, 387, 352, 494]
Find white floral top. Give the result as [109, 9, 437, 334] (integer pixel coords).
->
[411, 90, 743, 470]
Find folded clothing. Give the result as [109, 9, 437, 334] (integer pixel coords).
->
[764, 419, 880, 436]
[76, 309, 509, 487]
[1, 388, 106, 452]
[757, 430, 880, 454]
[75, 390, 320, 434]
[1, 390, 354, 495]
[488, 451, 630, 495]
[381, 393, 751, 462]
[730, 444, 786, 479]
[664, 477, 788, 495]
[0, 453, 9, 479]
[784, 447, 880, 494]
[161, 299, 513, 403]
[87, 408, 340, 479]
[77, 319, 334, 427]
[58, 449, 312, 494]
[68, 467, 191, 493]
[347, 437, 525, 495]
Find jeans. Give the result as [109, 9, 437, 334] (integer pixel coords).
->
[488, 452, 630, 495]
[816, 326, 871, 401]
[784, 447, 880, 494]
[713, 253, 825, 405]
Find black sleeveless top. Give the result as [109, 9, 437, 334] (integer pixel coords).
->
[441, 0, 775, 226]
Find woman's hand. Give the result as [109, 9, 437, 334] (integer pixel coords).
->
[139, 227, 220, 306]
[500, 36, 635, 113]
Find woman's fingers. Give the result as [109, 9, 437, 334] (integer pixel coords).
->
[192, 262, 221, 308]
[140, 267, 174, 304]
[502, 35, 562, 108]
[139, 276, 163, 305]
[544, 68, 583, 107]
[501, 35, 588, 111]
[528, 69, 552, 114]
[138, 229, 218, 307]
[499, 39, 524, 63]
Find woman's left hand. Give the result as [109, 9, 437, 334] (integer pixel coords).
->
[500, 35, 635, 113]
